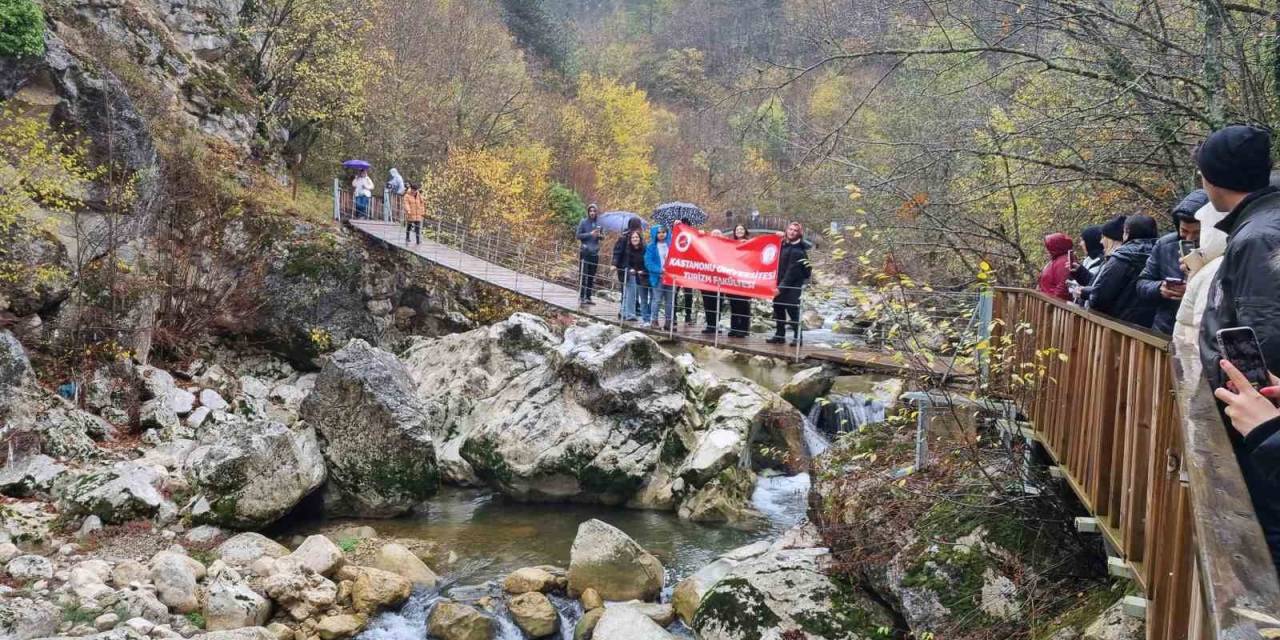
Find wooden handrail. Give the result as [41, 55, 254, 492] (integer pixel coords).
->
[993, 287, 1280, 640]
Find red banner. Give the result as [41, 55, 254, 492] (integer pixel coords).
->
[662, 223, 781, 299]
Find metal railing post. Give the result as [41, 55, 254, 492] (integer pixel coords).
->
[333, 179, 341, 221]
[977, 288, 995, 386]
[714, 290, 722, 348]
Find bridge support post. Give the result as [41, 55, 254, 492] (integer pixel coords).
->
[332, 179, 340, 221]
[976, 289, 994, 385]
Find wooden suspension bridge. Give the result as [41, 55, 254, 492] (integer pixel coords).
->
[335, 184, 1279, 640]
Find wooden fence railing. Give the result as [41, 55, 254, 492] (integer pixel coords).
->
[992, 288, 1280, 640]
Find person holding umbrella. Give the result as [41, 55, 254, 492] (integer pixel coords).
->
[576, 204, 604, 305]
[352, 168, 375, 219]
[767, 222, 812, 346]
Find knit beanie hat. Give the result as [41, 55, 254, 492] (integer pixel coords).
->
[1080, 225, 1104, 259]
[1100, 215, 1127, 242]
[1196, 126, 1273, 193]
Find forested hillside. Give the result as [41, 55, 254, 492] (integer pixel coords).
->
[298, 0, 1273, 286]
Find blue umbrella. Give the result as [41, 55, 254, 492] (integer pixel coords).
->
[598, 211, 646, 233]
[653, 202, 708, 228]
[343, 159, 372, 170]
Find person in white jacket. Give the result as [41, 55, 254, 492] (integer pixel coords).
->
[1171, 201, 1228, 390]
[352, 169, 374, 219]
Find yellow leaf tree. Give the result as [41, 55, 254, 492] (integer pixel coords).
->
[559, 74, 659, 213]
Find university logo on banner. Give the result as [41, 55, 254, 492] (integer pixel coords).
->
[663, 223, 781, 300]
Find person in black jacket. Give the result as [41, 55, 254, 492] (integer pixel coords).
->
[767, 222, 812, 345]
[725, 225, 753, 337]
[1134, 190, 1207, 334]
[1195, 124, 1280, 577]
[613, 217, 644, 318]
[619, 229, 649, 322]
[1084, 215, 1159, 326]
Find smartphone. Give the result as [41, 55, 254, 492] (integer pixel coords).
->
[1163, 276, 1186, 286]
[1067, 249, 1077, 264]
[1179, 241, 1198, 258]
[1217, 327, 1272, 390]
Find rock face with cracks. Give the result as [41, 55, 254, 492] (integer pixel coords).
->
[567, 519, 665, 602]
[301, 339, 441, 517]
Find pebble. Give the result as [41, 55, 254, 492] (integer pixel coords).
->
[94, 612, 120, 631]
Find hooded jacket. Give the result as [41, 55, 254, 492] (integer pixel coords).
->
[1085, 237, 1159, 326]
[1037, 233, 1075, 301]
[1172, 202, 1228, 379]
[386, 169, 406, 196]
[1134, 233, 1186, 334]
[644, 225, 668, 288]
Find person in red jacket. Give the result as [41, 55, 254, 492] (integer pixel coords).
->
[1037, 233, 1076, 301]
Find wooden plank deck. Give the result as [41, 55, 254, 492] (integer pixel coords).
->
[351, 221, 964, 378]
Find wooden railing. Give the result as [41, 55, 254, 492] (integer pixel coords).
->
[992, 288, 1280, 640]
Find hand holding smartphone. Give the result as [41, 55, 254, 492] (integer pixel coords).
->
[1217, 327, 1272, 390]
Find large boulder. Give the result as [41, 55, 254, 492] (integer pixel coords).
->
[0, 454, 68, 497]
[262, 568, 338, 621]
[427, 600, 494, 640]
[672, 558, 739, 625]
[691, 548, 893, 640]
[372, 542, 437, 587]
[300, 339, 440, 517]
[344, 565, 412, 614]
[403, 317, 687, 505]
[567, 519, 664, 602]
[56, 462, 167, 523]
[150, 551, 203, 614]
[282, 535, 345, 577]
[182, 412, 326, 528]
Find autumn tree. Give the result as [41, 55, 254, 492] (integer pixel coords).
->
[558, 74, 659, 212]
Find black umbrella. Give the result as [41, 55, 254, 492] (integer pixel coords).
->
[653, 202, 708, 228]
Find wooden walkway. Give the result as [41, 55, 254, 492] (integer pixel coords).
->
[350, 220, 963, 378]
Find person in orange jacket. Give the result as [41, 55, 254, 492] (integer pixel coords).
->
[403, 183, 425, 245]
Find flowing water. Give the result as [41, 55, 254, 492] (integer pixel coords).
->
[349, 473, 811, 639]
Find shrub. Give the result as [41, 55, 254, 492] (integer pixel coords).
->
[0, 0, 45, 58]
[547, 181, 586, 228]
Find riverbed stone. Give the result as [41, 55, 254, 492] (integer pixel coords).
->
[150, 551, 201, 614]
[183, 413, 326, 529]
[592, 605, 674, 639]
[0, 454, 68, 497]
[427, 600, 494, 640]
[261, 567, 338, 620]
[57, 462, 166, 523]
[282, 535, 344, 577]
[573, 607, 604, 640]
[5, 554, 53, 581]
[204, 566, 271, 630]
[0, 596, 60, 639]
[579, 588, 603, 610]
[508, 592, 558, 638]
[301, 339, 440, 517]
[692, 547, 893, 640]
[672, 558, 738, 625]
[503, 566, 559, 594]
[567, 519, 664, 602]
[779, 366, 836, 413]
[372, 542, 437, 587]
[620, 601, 676, 627]
[217, 532, 291, 566]
[349, 566, 412, 614]
[109, 560, 149, 588]
[315, 614, 366, 640]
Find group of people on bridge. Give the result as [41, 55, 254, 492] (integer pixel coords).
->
[1037, 125, 1280, 576]
[575, 204, 812, 346]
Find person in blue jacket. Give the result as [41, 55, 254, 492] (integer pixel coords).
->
[645, 225, 675, 329]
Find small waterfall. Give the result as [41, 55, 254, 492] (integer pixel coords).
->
[800, 415, 831, 458]
[357, 584, 583, 640]
[808, 394, 887, 437]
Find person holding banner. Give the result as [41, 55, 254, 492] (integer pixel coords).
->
[727, 224, 752, 338]
[620, 230, 650, 323]
[700, 230, 726, 334]
[645, 225, 675, 329]
[766, 222, 812, 345]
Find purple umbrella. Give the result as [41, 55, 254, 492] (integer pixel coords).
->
[342, 159, 372, 171]
[598, 211, 647, 233]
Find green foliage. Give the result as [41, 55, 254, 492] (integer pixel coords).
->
[499, 0, 574, 73]
[337, 537, 360, 553]
[61, 604, 97, 625]
[0, 0, 44, 58]
[185, 612, 206, 629]
[547, 182, 587, 227]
